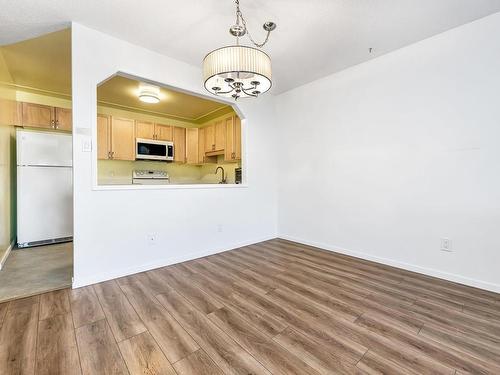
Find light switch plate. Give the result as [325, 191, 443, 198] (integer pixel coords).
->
[82, 138, 92, 152]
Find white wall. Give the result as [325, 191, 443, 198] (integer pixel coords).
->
[71, 24, 278, 287]
[276, 13, 500, 292]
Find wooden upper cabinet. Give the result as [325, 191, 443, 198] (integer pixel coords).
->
[198, 127, 206, 163]
[155, 123, 172, 141]
[224, 116, 235, 161]
[173, 126, 186, 163]
[224, 115, 241, 162]
[0, 99, 22, 126]
[233, 116, 241, 160]
[110, 117, 135, 161]
[22, 102, 55, 129]
[204, 120, 226, 153]
[214, 120, 226, 151]
[97, 115, 111, 160]
[185, 128, 199, 164]
[55, 107, 72, 131]
[136, 121, 172, 141]
[136, 121, 155, 139]
[22, 102, 72, 131]
[204, 124, 215, 152]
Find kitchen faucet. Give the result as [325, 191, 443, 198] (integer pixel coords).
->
[215, 166, 226, 184]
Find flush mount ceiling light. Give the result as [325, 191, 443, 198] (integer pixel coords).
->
[203, 0, 276, 100]
[138, 83, 161, 103]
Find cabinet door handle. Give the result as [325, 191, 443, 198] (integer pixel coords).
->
[55, 120, 59, 129]
[51, 120, 55, 128]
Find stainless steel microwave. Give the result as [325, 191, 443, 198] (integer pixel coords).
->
[136, 138, 174, 161]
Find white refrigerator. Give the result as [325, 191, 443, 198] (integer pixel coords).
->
[17, 130, 73, 247]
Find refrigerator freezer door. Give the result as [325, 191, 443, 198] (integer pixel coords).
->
[17, 166, 73, 245]
[17, 130, 72, 167]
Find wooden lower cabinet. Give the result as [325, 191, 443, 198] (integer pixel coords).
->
[111, 117, 135, 160]
[173, 126, 186, 163]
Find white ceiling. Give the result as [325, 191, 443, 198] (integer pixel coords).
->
[1, 0, 499, 93]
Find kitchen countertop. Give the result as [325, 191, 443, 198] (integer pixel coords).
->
[97, 177, 243, 189]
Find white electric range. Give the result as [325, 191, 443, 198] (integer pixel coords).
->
[132, 170, 170, 185]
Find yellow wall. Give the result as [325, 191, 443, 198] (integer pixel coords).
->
[199, 156, 241, 184]
[0, 76, 17, 255]
[98, 157, 241, 185]
[199, 110, 236, 128]
[0, 50, 13, 84]
[97, 105, 198, 128]
[0, 124, 16, 254]
[16, 90, 71, 108]
[98, 160, 202, 184]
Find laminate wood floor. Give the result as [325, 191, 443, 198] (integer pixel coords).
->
[1, 238, 499, 374]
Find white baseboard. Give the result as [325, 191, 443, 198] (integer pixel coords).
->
[72, 234, 277, 288]
[279, 234, 500, 294]
[0, 239, 15, 270]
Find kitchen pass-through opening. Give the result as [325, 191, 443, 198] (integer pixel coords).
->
[96, 74, 244, 187]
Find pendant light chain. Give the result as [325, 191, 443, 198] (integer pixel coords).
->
[234, 0, 273, 48]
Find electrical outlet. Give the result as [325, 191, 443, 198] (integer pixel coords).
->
[217, 224, 223, 233]
[148, 234, 157, 246]
[440, 238, 452, 252]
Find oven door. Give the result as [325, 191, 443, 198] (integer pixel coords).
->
[136, 138, 168, 161]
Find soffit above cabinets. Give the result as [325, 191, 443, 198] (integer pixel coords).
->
[1, 1, 500, 93]
[97, 76, 232, 124]
[0, 29, 232, 124]
[0, 28, 71, 96]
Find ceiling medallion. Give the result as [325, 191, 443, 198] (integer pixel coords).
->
[202, 0, 277, 100]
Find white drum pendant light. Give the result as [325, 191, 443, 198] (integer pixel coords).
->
[203, 0, 276, 100]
